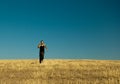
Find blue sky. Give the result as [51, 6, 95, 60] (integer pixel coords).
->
[0, 0, 120, 59]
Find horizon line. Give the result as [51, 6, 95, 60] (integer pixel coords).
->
[0, 58, 119, 61]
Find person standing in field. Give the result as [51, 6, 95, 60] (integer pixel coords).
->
[38, 40, 48, 63]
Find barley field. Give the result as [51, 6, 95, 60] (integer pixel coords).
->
[0, 59, 120, 84]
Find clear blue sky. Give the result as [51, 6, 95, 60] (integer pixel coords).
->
[0, 0, 120, 59]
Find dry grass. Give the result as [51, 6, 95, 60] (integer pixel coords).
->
[0, 59, 120, 84]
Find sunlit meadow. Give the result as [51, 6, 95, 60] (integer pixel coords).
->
[0, 59, 120, 84]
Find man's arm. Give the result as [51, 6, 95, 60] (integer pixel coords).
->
[38, 44, 41, 48]
[45, 45, 48, 51]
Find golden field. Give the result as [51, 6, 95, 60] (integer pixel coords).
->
[0, 59, 120, 84]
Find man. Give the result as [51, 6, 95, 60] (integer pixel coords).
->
[38, 40, 48, 63]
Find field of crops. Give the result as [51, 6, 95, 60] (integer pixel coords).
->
[0, 59, 120, 84]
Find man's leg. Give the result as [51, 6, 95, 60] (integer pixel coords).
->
[39, 55, 41, 63]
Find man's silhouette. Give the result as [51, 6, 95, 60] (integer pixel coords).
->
[38, 40, 48, 63]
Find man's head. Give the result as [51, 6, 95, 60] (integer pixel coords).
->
[41, 40, 44, 44]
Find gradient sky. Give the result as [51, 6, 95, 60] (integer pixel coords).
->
[0, 0, 120, 59]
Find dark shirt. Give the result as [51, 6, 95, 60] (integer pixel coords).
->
[40, 46, 44, 52]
